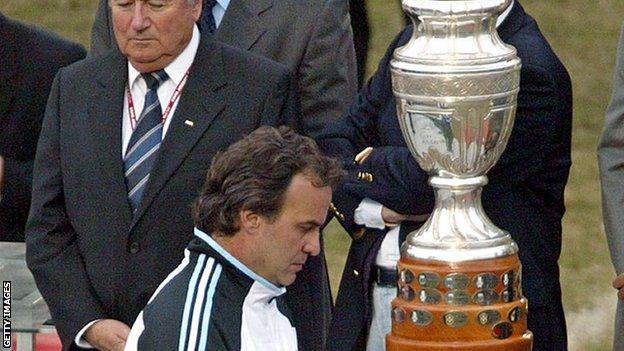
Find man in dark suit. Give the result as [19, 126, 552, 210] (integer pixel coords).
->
[25, 1, 298, 350]
[318, 1, 572, 350]
[90, 4, 357, 350]
[90, 0, 356, 139]
[90, 3, 357, 347]
[0, 12, 85, 242]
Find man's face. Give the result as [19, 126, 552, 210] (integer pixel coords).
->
[255, 174, 332, 286]
[110, 0, 202, 73]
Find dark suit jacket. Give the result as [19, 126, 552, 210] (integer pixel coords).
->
[90, 0, 357, 139]
[25, 31, 298, 350]
[318, 2, 572, 350]
[90, 4, 356, 348]
[0, 12, 85, 241]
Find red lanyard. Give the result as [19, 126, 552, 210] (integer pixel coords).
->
[126, 70, 190, 130]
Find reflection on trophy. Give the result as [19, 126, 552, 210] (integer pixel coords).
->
[387, 0, 533, 350]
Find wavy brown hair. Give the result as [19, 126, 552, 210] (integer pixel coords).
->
[193, 126, 344, 236]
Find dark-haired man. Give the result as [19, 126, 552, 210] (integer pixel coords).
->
[125, 126, 343, 350]
[91, 2, 356, 346]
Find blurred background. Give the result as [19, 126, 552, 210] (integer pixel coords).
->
[0, 0, 622, 349]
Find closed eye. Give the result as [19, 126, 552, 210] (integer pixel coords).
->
[298, 222, 322, 234]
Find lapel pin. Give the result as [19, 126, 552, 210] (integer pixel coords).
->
[184, 120, 195, 127]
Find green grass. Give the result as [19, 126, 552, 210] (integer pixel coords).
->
[1, 1, 621, 349]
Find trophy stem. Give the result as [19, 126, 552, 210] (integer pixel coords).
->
[401, 175, 517, 263]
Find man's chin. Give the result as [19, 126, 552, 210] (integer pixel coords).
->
[127, 55, 167, 73]
[278, 273, 298, 287]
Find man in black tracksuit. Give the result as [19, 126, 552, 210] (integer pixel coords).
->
[125, 126, 344, 350]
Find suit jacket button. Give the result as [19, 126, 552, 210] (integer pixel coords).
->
[129, 242, 140, 254]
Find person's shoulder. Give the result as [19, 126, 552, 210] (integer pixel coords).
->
[217, 40, 291, 80]
[504, 12, 564, 74]
[6, 16, 86, 64]
[267, 0, 347, 23]
[271, 0, 339, 13]
[51, 50, 124, 87]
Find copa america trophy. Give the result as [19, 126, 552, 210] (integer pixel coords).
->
[387, 0, 533, 349]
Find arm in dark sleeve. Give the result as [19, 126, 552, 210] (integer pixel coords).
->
[346, 146, 433, 214]
[296, 0, 357, 138]
[89, 0, 116, 57]
[329, 146, 434, 238]
[259, 69, 301, 130]
[317, 26, 412, 157]
[26, 70, 108, 348]
[488, 62, 572, 186]
[316, 26, 436, 234]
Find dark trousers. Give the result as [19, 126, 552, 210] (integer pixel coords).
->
[529, 304, 568, 351]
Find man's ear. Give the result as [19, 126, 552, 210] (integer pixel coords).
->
[239, 210, 262, 235]
[191, 0, 203, 22]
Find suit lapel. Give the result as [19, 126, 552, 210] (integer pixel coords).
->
[0, 14, 17, 119]
[91, 51, 134, 230]
[216, 0, 272, 50]
[130, 35, 227, 229]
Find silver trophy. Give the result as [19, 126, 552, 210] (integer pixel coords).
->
[391, 0, 521, 262]
[387, 3, 532, 348]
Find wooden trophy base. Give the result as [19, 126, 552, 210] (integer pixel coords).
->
[386, 254, 533, 351]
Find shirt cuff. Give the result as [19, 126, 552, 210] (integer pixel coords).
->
[74, 319, 101, 349]
[354, 198, 386, 230]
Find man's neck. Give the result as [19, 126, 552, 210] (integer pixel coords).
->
[212, 234, 257, 274]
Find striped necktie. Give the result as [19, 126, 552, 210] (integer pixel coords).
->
[200, 0, 218, 33]
[124, 70, 169, 212]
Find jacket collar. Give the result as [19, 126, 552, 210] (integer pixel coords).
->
[89, 29, 228, 230]
[192, 228, 286, 296]
[215, 0, 272, 50]
[497, 0, 526, 42]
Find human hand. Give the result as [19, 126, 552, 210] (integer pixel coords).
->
[613, 274, 624, 300]
[381, 206, 429, 226]
[84, 319, 130, 351]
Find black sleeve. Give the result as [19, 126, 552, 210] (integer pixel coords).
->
[25, 70, 108, 348]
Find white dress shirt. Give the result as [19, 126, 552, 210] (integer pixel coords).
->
[121, 25, 200, 155]
[212, 0, 230, 28]
[75, 24, 201, 350]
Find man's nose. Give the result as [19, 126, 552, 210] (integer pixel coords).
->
[130, 2, 150, 31]
[303, 230, 321, 257]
